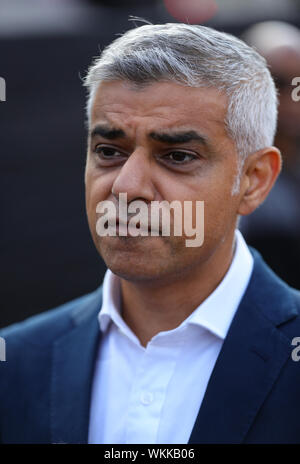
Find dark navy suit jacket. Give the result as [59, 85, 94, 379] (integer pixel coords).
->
[1, 249, 300, 444]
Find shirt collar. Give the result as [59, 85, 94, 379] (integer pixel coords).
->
[184, 229, 253, 339]
[98, 267, 123, 333]
[98, 229, 253, 341]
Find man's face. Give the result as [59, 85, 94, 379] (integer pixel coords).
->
[85, 80, 243, 283]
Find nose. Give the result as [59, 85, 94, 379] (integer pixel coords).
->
[111, 149, 156, 203]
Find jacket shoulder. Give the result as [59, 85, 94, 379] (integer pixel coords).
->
[0, 286, 103, 348]
[248, 248, 300, 326]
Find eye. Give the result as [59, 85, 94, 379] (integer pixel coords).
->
[94, 145, 124, 159]
[162, 151, 198, 164]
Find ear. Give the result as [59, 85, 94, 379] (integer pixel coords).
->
[238, 147, 282, 216]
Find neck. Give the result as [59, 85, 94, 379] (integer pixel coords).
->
[120, 232, 236, 347]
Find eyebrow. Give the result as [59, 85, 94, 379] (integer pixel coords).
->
[90, 124, 209, 146]
[90, 125, 126, 140]
[149, 130, 208, 146]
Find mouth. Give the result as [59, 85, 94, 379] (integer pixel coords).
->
[104, 217, 161, 236]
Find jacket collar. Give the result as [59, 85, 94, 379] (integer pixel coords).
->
[50, 287, 102, 444]
[188, 248, 298, 443]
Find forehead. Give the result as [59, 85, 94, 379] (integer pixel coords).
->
[90, 80, 228, 135]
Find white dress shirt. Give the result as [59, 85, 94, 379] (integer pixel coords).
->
[88, 230, 253, 444]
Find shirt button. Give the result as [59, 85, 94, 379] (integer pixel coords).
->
[140, 391, 154, 405]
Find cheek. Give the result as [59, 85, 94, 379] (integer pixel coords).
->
[85, 167, 114, 209]
[204, 191, 238, 241]
[191, 175, 237, 229]
[85, 180, 111, 241]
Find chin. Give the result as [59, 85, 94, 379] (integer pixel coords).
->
[99, 247, 171, 284]
[106, 260, 163, 282]
[96, 238, 150, 276]
[95, 235, 190, 282]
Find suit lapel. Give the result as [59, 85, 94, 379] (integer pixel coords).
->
[50, 289, 102, 444]
[188, 251, 297, 444]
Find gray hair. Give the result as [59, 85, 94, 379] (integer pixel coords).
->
[83, 22, 278, 164]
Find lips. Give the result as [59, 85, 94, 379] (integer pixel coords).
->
[116, 217, 160, 235]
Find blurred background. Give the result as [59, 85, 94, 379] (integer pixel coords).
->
[1, 0, 300, 328]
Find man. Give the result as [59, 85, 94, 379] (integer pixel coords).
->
[1, 23, 300, 444]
